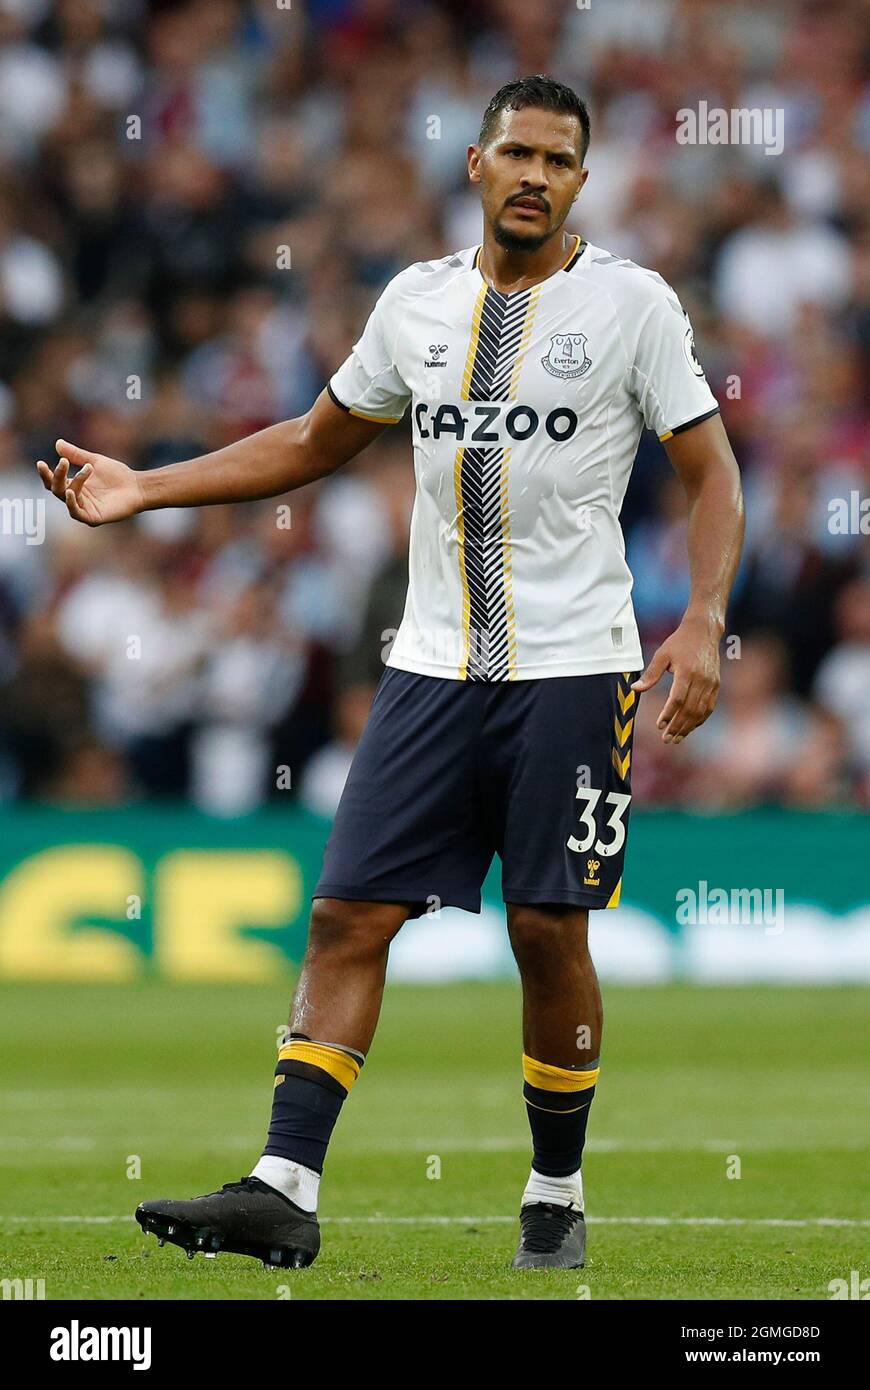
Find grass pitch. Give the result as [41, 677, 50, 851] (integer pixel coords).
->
[0, 980, 867, 1300]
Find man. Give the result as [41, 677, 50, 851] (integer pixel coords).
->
[37, 75, 744, 1271]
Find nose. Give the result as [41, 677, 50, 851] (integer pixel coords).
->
[520, 161, 548, 191]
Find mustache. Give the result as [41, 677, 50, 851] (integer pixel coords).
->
[506, 195, 550, 212]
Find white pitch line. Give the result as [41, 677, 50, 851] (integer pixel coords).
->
[0, 1137, 96, 1151]
[339, 1138, 748, 1154]
[1, 1214, 868, 1228]
[3, 1136, 864, 1154]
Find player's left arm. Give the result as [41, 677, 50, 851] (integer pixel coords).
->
[632, 413, 744, 742]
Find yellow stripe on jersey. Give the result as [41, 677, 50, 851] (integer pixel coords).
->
[560, 233, 583, 270]
[508, 284, 542, 398]
[455, 284, 488, 678]
[500, 285, 542, 678]
[454, 443, 473, 681]
[348, 406, 401, 425]
[461, 284, 486, 400]
[454, 282, 543, 679]
[498, 447, 519, 678]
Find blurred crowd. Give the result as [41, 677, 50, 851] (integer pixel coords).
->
[1, 0, 869, 816]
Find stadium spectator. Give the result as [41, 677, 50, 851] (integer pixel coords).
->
[1, 0, 867, 811]
[813, 575, 870, 803]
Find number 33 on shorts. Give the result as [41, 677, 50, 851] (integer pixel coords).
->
[568, 787, 632, 858]
[564, 670, 639, 909]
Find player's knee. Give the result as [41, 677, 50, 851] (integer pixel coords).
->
[508, 904, 589, 973]
[308, 897, 406, 956]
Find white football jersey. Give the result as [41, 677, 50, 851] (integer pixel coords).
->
[328, 236, 719, 681]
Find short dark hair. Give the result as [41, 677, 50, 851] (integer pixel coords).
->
[479, 75, 591, 163]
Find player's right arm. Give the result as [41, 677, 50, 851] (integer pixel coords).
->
[35, 390, 390, 527]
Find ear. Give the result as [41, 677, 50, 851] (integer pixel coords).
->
[467, 144, 481, 185]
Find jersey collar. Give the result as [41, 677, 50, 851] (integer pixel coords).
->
[473, 234, 585, 291]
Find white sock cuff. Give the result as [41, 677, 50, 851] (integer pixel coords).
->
[250, 1155, 321, 1213]
[522, 1166, 584, 1211]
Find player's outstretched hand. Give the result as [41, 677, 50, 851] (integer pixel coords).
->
[631, 615, 721, 744]
[36, 439, 146, 527]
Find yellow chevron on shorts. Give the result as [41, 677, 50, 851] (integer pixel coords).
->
[613, 674, 637, 774]
[612, 746, 631, 779]
[617, 684, 636, 715]
[606, 877, 622, 909]
[614, 715, 634, 747]
[522, 1053, 600, 1092]
[278, 1041, 361, 1091]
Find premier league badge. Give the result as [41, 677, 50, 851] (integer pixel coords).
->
[541, 333, 592, 379]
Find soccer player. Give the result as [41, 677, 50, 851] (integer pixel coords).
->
[37, 76, 744, 1271]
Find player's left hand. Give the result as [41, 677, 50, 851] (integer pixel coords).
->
[631, 615, 722, 744]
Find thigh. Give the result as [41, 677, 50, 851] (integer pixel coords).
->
[488, 671, 641, 911]
[314, 668, 495, 918]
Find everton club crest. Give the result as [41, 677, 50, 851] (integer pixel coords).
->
[541, 333, 592, 379]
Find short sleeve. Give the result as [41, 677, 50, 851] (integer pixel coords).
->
[327, 277, 412, 425]
[630, 284, 719, 442]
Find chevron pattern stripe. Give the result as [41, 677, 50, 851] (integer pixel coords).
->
[612, 672, 637, 780]
[455, 283, 541, 680]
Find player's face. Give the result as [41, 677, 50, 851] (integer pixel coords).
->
[470, 107, 587, 252]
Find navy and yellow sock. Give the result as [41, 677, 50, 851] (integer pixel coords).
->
[522, 1053, 599, 1177]
[262, 1034, 364, 1174]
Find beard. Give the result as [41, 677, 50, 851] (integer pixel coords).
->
[492, 218, 552, 253]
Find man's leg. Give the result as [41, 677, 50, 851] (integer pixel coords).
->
[507, 902, 600, 1268]
[251, 897, 408, 1205]
[136, 897, 408, 1267]
[136, 668, 488, 1267]
[288, 898, 410, 1049]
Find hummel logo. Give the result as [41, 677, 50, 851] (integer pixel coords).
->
[425, 343, 448, 368]
[584, 858, 601, 887]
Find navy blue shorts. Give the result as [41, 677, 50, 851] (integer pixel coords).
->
[314, 666, 641, 918]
